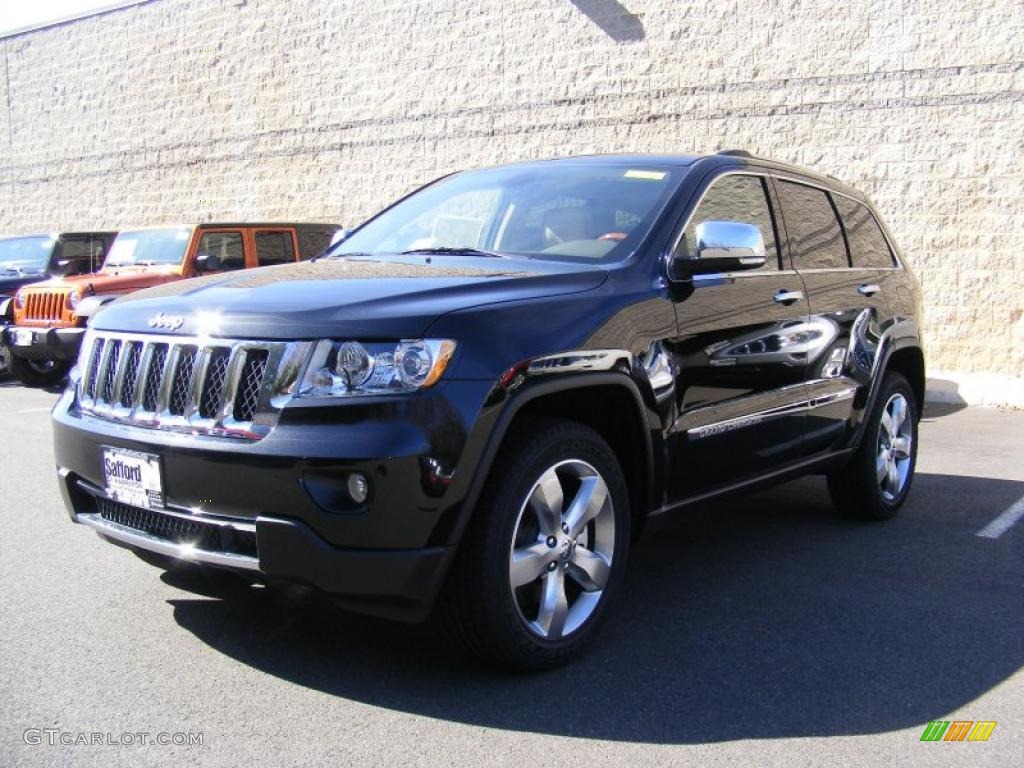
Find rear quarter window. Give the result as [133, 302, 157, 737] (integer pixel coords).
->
[834, 196, 897, 268]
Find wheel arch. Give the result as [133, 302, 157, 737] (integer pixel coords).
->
[454, 373, 659, 546]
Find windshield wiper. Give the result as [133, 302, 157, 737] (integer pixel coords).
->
[400, 247, 504, 258]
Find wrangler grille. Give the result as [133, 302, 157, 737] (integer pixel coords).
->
[23, 290, 69, 321]
[78, 330, 307, 439]
[97, 497, 258, 558]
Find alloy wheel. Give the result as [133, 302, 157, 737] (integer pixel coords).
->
[877, 392, 913, 501]
[508, 459, 615, 640]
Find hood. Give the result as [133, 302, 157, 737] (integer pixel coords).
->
[92, 255, 609, 339]
[48, 265, 180, 296]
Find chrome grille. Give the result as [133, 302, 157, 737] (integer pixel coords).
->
[84, 338, 105, 399]
[78, 331, 310, 439]
[235, 349, 269, 422]
[168, 346, 198, 416]
[143, 344, 168, 412]
[118, 342, 143, 407]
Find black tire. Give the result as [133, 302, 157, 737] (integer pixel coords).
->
[828, 372, 918, 520]
[0, 343, 11, 379]
[440, 418, 631, 671]
[9, 354, 70, 387]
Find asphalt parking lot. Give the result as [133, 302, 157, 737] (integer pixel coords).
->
[1, 381, 1021, 767]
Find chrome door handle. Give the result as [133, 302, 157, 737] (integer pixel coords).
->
[858, 283, 881, 297]
[773, 289, 804, 305]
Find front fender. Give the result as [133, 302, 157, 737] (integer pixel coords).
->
[434, 360, 666, 548]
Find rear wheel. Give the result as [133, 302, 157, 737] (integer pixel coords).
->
[441, 419, 630, 670]
[828, 372, 918, 520]
[8, 355, 69, 387]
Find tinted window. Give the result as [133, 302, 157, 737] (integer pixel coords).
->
[255, 231, 295, 266]
[59, 236, 108, 275]
[197, 231, 245, 271]
[0, 236, 54, 275]
[684, 174, 778, 270]
[778, 181, 848, 270]
[834, 196, 896, 268]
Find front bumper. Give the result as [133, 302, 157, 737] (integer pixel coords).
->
[53, 378, 495, 621]
[2, 325, 84, 361]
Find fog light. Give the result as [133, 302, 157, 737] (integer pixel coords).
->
[347, 473, 369, 503]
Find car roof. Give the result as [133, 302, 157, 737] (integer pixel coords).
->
[470, 151, 868, 201]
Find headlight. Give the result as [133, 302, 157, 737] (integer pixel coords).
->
[14, 289, 25, 309]
[297, 339, 456, 398]
[67, 290, 81, 310]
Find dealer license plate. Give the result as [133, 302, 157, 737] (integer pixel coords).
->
[102, 447, 164, 510]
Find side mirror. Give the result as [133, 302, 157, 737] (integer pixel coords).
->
[671, 221, 767, 278]
[195, 252, 221, 273]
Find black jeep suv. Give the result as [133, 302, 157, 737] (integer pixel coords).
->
[52, 152, 924, 669]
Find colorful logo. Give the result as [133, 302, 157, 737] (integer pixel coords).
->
[920, 720, 997, 742]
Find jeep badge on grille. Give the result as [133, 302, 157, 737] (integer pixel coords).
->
[148, 312, 184, 330]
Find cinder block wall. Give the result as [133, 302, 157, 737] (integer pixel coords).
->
[1, 0, 1022, 401]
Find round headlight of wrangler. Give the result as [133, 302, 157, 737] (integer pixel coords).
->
[67, 290, 81, 310]
[396, 341, 433, 388]
[335, 341, 373, 387]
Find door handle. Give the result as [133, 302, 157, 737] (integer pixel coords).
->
[858, 283, 881, 297]
[773, 289, 804, 305]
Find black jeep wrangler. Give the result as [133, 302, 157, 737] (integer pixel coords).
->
[53, 152, 924, 669]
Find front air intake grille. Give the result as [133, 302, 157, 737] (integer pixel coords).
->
[78, 331, 307, 440]
[23, 290, 69, 321]
[97, 497, 257, 558]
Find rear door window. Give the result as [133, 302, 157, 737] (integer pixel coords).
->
[777, 180, 849, 270]
[254, 230, 296, 266]
[197, 231, 245, 271]
[833, 196, 897, 268]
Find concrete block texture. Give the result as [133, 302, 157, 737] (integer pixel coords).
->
[0, 0, 1021, 400]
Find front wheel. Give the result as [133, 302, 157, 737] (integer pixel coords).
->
[441, 419, 631, 670]
[828, 372, 918, 520]
[8, 355, 70, 387]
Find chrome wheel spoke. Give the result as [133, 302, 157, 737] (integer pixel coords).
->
[568, 545, 610, 592]
[891, 397, 908, 432]
[529, 468, 564, 536]
[563, 475, 608, 538]
[880, 409, 894, 439]
[876, 451, 889, 483]
[509, 541, 551, 588]
[535, 569, 569, 638]
[886, 457, 899, 491]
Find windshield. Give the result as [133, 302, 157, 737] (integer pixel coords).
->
[104, 228, 192, 268]
[331, 164, 682, 264]
[0, 236, 55, 276]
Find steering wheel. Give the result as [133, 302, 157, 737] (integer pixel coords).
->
[597, 232, 628, 242]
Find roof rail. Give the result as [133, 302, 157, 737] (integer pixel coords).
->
[716, 149, 754, 158]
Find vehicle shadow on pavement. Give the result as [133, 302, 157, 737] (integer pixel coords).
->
[165, 472, 1023, 744]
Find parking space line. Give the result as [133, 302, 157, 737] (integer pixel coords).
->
[976, 495, 1024, 539]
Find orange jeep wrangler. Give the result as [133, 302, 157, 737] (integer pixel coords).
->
[3, 222, 340, 386]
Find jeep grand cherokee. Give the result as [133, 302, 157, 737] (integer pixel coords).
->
[52, 152, 924, 669]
